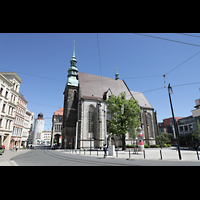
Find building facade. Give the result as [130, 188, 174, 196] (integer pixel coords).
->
[0, 72, 33, 150]
[192, 98, 200, 126]
[23, 108, 34, 147]
[177, 115, 195, 136]
[51, 107, 63, 147]
[10, 93, 28, 149]
[61, 44, 158, 149]
[0, 72, 22, 150]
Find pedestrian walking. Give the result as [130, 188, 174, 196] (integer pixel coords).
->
[103, 143, 107, 158]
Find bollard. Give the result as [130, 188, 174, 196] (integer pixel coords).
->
[143, 150, 145, 159]
[97, 149, 98, 156]
[116, 150, 118, 157]
[84, 149, 86, 155]
[129, 149, 131, 158]
[160, 149, 162, 160]
[197, 150, 199, 160]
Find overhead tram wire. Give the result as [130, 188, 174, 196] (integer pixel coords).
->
[164, 49, 200, 76]
[96, 33, 104, 93]
[133, 33, 200, 48]
[132, 33, 200, 88]
[3, 34, 200, 105]
[0, 67, 66, 83]
[176, 33, 200, 38]
[172, 81, 200, 88]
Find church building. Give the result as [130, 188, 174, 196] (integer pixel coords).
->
[61, 44, 158, 149]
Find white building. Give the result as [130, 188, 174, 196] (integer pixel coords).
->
[0, 72, 22, 150]
[22, 108, 34, 147]
[51, 107, 63, 147]
[40, 131, 51, 144]
[33, 113, 45, 145]
[11, 93, 28, 149]
[192, 98, 200, 119]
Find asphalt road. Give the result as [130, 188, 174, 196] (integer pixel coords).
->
[11, 147, 200, 166]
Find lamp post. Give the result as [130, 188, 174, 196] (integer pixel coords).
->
[168, 84, 182, 160]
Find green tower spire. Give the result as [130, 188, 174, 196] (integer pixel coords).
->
[67, 41, 79, 87]
[115, 67, 119, 81]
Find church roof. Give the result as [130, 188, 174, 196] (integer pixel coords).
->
[54, 107, 63, 115]
[78, 72, 132, 101]
[131, 91, 153, 109]
[78, 72, 154, 110]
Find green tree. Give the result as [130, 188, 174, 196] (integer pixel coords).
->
[196, 119, 200, 138]
[106, 92, 141, 150]
[193, 119, 200, 147]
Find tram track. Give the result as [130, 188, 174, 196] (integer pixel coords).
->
[44, 149, 131, 166]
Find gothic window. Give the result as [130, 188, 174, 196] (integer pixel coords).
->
[147, 113, 153, 138]
[88, 105, 95, 134]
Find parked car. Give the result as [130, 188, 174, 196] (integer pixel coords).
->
[0, 147, 4, 155]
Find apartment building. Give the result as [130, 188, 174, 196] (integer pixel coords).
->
[23, 109, 34, 147]
[0, 72, 22, 150]
[10, 93, 28, 149]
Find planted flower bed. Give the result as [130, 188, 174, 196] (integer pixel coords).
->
[126, 144, 171, 148]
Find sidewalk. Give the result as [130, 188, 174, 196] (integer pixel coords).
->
[0, 149, 30, 166]
[57, 147, 200, 162]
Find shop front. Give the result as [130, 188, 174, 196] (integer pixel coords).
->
[10, 137, 22, 150]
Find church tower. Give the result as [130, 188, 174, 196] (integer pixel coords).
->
[62, 42, 79, 148]
[33, 113, 45, 145]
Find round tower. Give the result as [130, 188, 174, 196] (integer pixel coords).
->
[33, 113, 45, 145]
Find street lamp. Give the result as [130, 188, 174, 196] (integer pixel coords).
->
[168, 84, 182, 160]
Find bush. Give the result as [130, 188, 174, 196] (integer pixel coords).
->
[156, 132, 172, 145]
[144, 144, 171, 148]
[126, 144, 139, 148]
[126, 144, 134, 148]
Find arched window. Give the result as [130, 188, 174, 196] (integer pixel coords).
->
[88, 105, 95, 134]
[147, 113, 153, 137]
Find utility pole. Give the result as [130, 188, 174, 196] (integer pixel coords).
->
[168, 84, 182, 160]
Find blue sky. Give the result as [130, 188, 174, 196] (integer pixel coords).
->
[1, 33, 200, 130]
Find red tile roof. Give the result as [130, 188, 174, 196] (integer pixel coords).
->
[54, 107, 63, 115]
